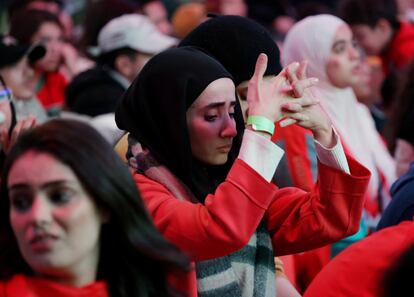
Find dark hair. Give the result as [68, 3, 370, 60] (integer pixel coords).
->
[9, 8, 64, 44]
[387, 61, 414, 151]
[339, 0, 400, 30]
[98, 47, 140, 69]
[77, 0, 139, 55]
[0, 119, 188, 297]
[382, 243, 414, 297]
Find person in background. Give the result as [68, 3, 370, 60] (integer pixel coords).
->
[0, 34, 48, 123]
[66, 13, 177, 117]
[140, 0, 172, 35]
[387, 60, 414, 177]
[9, 8, 77, 115]
[340, 0, 414, 74]
[0, 119, 188, 297]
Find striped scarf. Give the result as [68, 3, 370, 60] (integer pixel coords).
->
[131, 143, 276, 297]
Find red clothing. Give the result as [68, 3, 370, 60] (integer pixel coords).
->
[272, 123, 315, 191]
[0, 274, 108, 297]
[382, 22, 414, 72]
[135, 158, 370, 296]
[36, 72, 68, 110]
[304, 222, 414, 297]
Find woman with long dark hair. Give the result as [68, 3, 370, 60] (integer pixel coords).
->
[0, 119, 188, 297]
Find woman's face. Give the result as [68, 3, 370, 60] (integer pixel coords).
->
[326, 24, 361, 88]
[8, 151, 103, 282]
[31, 22, 64, 73]
[186, 77, 237, 165]
[0, 57, 36, 100]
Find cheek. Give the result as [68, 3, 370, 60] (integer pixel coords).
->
[188, 120, 217, 151]
[326, 58, 351, 87]
[61, 201, 102, 242]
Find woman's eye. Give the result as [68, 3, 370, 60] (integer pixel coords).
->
[49, 189, 74, 205]
[229, 112, 235, 118]
[204, 115, 217, 122]
[10, 194, 33, 212]
[333, 45, 346, 54]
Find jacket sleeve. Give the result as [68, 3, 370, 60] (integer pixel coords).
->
[135, 159, 278, 261]
[267, 154, 371, 256]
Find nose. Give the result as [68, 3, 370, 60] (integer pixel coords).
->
[29, 196, 52, 226]
[349, 45, 360, 60]
[220, 115, 237, 138]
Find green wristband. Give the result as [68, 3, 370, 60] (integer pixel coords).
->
[246, 115, 275, 136]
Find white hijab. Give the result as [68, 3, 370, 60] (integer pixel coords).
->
[282, 14, 396, 216]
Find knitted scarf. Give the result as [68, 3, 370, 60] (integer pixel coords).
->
[129, 138, 276, 297]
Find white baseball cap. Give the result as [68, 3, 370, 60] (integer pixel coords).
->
[97, 14, 177, 55]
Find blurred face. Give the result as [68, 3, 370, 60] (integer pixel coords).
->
[144, 1, 172, 35]
[351, 22, 391, 55]
[326, 25, 361, 88]
[117, 52, 153, 83]
[31, 22, 64, 72]
[220, 0, 247, 17]
[187, 78, 237, 165]
[0, 57, 36, 100]
[8, 151, 103, 283]
[0, 81, 13, 139]
[352, 60, 372, 103]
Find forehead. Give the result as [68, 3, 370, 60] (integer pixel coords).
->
[333, 24, 353, 41]
[350, 24, 374, 36]
[190, 77, 235, 108]
[8, 151, 77, 186]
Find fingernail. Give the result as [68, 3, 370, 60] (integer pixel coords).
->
[311, 78, 319, 83]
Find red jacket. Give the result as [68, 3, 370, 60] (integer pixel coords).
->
[36, 72, 68, 111]
[135, 157, 370, 296]
[382, 22, 414, 73]
[304, 222, 414, 297]
[0, 274, 108, 297]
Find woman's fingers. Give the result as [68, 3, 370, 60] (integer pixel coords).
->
[280, 118, 297, 127]
[298, 60, 308, 80]
[286, 62, 300, 83]
[292, 77, 318, 97]
[283, 112, 310, 122]
[251, 53, 268, 82]
[281, 102, 302, 112]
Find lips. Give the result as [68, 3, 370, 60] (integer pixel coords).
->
[29, 233, 58, 252]
[217, 144, 232, 152]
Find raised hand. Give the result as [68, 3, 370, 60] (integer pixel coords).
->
[246, 54, 319, 124]
[0, 116, 37, 154]
[282, 61, 335, 147]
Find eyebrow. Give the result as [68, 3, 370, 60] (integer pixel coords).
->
[8, 180, 73, 191]
[204, 101, 237, 109]
[332, 40, 347, 48]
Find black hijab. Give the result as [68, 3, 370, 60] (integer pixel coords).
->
[179, 15, 282, 86]
[116, 47, 245, 201]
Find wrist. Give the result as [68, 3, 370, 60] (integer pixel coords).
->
[246, 126, 272, 139]
[313, 125, 334, 148]
[246, 115, 275, 137]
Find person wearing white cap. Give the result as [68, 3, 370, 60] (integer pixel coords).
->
[66, 13, 177, 117]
